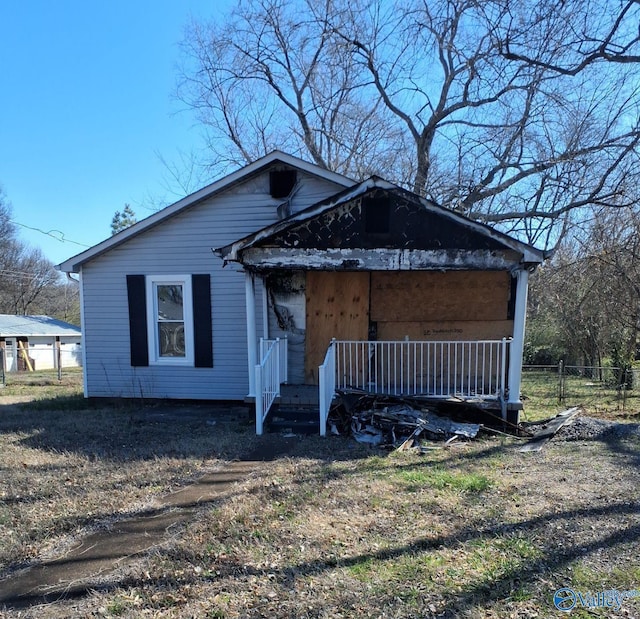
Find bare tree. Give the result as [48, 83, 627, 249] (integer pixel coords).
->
[31, 277, 80, 325]
[0, 189, 15, 240]
[579, 205, 640, 363]
[0, 245, 60, 315]
[497, 0, 640, 75]
[527, 200, 640, 368]
[527, 245, 611, 367]
[178, 0, 411, 179]
[0, 189, 64, 316]
[177, 0, 640, 248]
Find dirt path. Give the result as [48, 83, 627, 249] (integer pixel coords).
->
[0, 436, 296, 609]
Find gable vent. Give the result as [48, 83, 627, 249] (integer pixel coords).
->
[364, 196, 391, 234]
[270, 170, 297, 199]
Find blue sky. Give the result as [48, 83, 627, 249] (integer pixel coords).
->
[1, 1, 230, 266]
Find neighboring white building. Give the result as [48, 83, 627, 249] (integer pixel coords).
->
[0, 315, 82, 372]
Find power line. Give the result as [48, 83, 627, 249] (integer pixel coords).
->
[10, 220, 91, 248]
[0, 269, 58, 282]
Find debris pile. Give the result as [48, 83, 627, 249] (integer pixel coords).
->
[330, 390, 640, 452]
[330, 390, 483, 449]
[554, 416, 640, 442]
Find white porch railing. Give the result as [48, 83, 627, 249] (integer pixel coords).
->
[255, 337, 287, 435]
[318, 339, 337, 437]
[260, 337, 288, 385]
[331, 338, 510, 400]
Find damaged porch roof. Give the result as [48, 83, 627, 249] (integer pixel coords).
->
[217, 177, 547, 271]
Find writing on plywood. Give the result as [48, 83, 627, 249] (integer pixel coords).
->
[376, 320, 514, 341]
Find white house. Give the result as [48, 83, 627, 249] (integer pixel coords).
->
[0, 315, 82, 372]
[58, 151, 545, 431]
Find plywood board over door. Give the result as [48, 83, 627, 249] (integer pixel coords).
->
[305, 272, 369, 384]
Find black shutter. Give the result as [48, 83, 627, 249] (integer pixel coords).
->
[192, 274, 213, 368]
[126, 275, 149, 366]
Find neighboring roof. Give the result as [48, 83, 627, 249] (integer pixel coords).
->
[0, 315, 82, 337]
[218, 177, 547, 265]
[57, 151, 356, 273]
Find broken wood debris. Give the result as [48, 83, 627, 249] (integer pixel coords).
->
[328, 390, 583, 452]
[331, 390, 482, 449]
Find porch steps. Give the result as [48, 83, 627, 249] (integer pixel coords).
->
[267, 385, 320, 435]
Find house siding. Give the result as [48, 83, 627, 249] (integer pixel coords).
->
[79, 171, 344, 399]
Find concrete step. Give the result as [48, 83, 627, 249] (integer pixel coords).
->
[278, 385, 319, 407]
[268, 418, 320, 435]
[271, 406, 318, 421]
[267, 405, 320, 434]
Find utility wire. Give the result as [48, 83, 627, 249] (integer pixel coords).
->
[0, 269, 57, 282]
[10, 220, 91, 248]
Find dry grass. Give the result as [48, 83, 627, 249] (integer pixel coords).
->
[114, 437, 639, 619]
[1, 373, 640, 618]
[520, 369, 640, 422]
[0, 373, 257, 575]
[0, 367, 85, 399]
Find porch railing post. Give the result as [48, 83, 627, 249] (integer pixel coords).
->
[282, 336, 288, 384]
[319, 339, 336, 437]
[245, 272, 257, 397]
[319, 364, 327, 437]
[507, 268, 529, 408]
[275, 338, 281, 397]
[500, 337, 508, 420]
[255, 364, 263, 435]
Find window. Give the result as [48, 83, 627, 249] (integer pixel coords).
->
[127, 274, 212, 368]
[146, 275, 194, 365]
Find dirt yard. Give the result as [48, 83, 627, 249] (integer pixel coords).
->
[0, 374, 639, 618]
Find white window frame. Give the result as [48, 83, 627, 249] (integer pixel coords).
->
[145, 275, 194, 366]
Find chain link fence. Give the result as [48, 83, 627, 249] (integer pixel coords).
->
[521, 363, 640, 416]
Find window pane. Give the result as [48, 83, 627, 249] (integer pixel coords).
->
[158, 323, 186, 357]
[157, 284, 184, 321]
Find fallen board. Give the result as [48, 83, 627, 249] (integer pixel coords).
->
[518, 407, 582, 452]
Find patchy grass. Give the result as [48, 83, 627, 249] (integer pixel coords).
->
[1, 378, 639, 618]
[0, 377, 257, 574]
[0, 368, 84, 401]
[520, 369, 640, 422]
[91, 436, 636, 619]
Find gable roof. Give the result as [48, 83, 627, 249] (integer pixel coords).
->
[0, 315, 81, 337]
[218, 177, 547, 265]
[57, 151, 355, 273]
